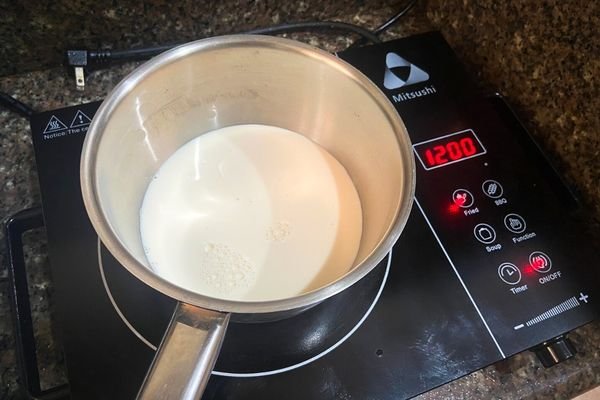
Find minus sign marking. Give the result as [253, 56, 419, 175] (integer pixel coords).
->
[514, 324, 525, 330]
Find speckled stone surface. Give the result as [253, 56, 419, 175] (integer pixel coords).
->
[0, 1, 599, 399]
[426, 0, 600, 229]
[0, 0, 412, 77]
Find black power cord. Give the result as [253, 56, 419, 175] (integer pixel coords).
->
[65, 4, 418, 88]
[2, 6, 418, 114]
[373, 0, 419, 35]
[349, 0, 419, 48]
[245, 21, 381, 43]
[66, 21, 381, 78]
[0, 92, 35, 119]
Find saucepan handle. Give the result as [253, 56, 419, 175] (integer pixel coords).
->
[137, 303, 231, 400]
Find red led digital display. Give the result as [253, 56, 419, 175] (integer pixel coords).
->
[413, 129, 486, 170]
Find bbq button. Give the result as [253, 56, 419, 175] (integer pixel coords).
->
[482, 179, 503, 199]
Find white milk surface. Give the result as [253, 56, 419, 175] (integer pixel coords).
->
[140, 124, 362, 301]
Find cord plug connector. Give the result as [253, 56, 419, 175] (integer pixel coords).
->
[66, 50, 89, 90]
[66, 49, 114, 90]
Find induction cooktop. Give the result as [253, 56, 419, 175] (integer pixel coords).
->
[8, 31, 599, 399]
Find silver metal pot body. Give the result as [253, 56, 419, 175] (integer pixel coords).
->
[80, 35, 415, 399]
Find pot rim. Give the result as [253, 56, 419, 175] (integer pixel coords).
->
[80, 34, 415, 314]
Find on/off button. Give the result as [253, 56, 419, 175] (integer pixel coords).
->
[530, 251, 552, 273]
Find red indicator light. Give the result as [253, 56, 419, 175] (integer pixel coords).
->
[448, 203, 460, 214]
[523, 265, 536, 276]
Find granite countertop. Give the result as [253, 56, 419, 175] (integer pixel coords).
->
[1, 1, 599, 399]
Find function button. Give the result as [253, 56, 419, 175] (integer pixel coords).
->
[504, 213, 526, 234]
[452, 189, 474, 208]
[482, 179, 503, 199]
[498, 263, 522, 285]
[473, 223, 496, 244]
[529, 251, 552, 273]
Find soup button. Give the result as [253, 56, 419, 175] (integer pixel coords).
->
[473, 223, 496, 244]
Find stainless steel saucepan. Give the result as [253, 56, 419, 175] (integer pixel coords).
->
[80, 35, 415, 399]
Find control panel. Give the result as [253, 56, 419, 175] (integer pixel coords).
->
[339, 32, 599, 358]
[408, 96, 597, 356]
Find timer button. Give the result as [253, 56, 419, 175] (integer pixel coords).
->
[474, 223, 496, 244]
[504, 213, 526, 234]
[452, 189, 474, 208]
[529, 251, 552, 273]
[498, 263, 522, 285]
[482, 179, 503, 199]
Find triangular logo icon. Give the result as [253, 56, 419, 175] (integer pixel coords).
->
[383, 52, 429, 90]
[42, 115, 68, 134]
[70, 110, 92, 128]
